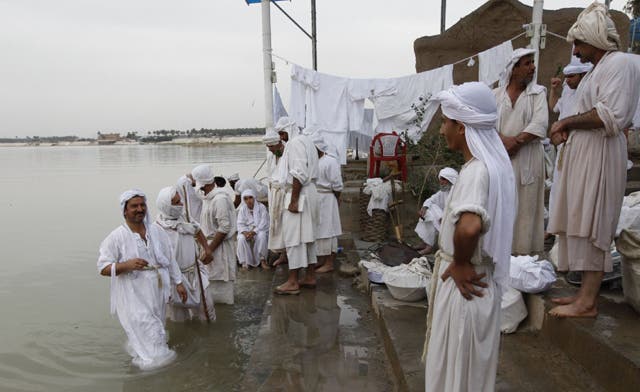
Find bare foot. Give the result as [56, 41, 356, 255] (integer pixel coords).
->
[241, 264, 249, 270]
[298, 278, 316, 288]
[315, 263, 334, 274]
[260, 260, 271, 270]
[273, 254, 287, 267]
[549, 303, 598, 318]
[275, 281, 300, 294]
[418, 246, 434, 256]
[551, 295, 577, 305]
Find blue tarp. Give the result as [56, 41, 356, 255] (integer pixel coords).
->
[631, 19, 640, 42]
[245, 0, 288, 4]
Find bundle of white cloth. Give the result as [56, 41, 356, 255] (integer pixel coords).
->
[362, 178, 401, 216]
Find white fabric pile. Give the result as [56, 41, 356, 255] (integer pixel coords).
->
[382, 257, 432, 302]
[359, 258, 390, 284]
[500, 286, 527, 334]
[616, 191, 640, 236]
[362, 178, 402, 216]
[509, 255, 556, 294]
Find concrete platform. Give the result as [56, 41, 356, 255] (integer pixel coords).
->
[239, 267, 394, 391]
[370, 286, 606, 392]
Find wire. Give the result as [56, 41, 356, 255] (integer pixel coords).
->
[546, 31, 568, 41]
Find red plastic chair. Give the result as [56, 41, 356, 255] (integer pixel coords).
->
[368, 132, 407, 181]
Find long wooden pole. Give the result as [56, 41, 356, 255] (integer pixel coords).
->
[183, 185, 211, 323]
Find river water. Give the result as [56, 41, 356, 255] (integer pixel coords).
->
[0, 144, 269, 391]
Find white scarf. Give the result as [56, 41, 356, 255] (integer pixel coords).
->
[432, 82, 516, 290]
[155, 186, 200, 235]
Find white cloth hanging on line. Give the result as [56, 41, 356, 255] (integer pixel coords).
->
[273, 85, 288, 124]
[478, 40, 514, 86]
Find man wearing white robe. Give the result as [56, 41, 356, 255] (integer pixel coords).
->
[548, 3, 640, 318]
[414, 167, 458, 255]
[273, 130, 320, 295]
[547, 56, 592, 218]
[311, 133, 343, 274]
[97, 189, 187, 370]
[263, 129, 289, 267]
[236, 189, 270, 269]
[423, 82, 516, 392]
[494, 48, 549, 256]
[155, 186, 216, 322]
[177, 171, 202, 224]
[192, 165, 238, 305]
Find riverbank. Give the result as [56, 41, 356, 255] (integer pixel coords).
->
[0, 135, 263, 147]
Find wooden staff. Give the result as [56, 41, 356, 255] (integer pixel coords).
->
[183, 185, 211, 323]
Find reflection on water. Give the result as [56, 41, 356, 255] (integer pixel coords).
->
[241, 274, 392, 392]
[0, 145, 268, 391]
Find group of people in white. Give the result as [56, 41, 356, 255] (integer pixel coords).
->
[97, 117, 343, 370]
[415, 4, 639, 391]
[96, 3, 633, 389]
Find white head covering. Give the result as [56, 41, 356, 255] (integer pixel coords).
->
[432, 82, 516, 290]
[438, 167, 458, 185]
[311, 132, 329, 153]
[567, 2, 620, 51]
[239, 189, 259, 225]
[275, 116, 300, 139]
[262, 128, 281, 146]
[498, 48, 537, 87]
[563, 54, 593, 75]
[119, 188, 151, 225]
[156, 186, 199, 233]
[191, 164, 215, 189]
[228, 173, 240, 182]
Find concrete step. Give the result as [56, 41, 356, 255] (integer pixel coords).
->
[523, 284, 640, 392]
[370, 286, 606, 391]
[626, 180, 640, 195]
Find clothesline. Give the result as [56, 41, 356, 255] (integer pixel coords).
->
[547, 31, 568, 41]
[451, 32, 527, 66]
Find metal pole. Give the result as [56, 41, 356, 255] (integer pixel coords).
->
[440, 0, 446, 33]
[311, 0, 317, 70]
[530, 0, 544, 84]
[262, 0, 274, 129]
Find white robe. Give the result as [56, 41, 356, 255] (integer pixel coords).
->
[177, 175, 202, 224]
[97, 224, 182, 370]
[494, 82, 548, 255]
[154, 220, 216, 322]
[200, 188, 237, 305]
[236, 201, 270, 267]
[315, 155, 343, 256]
[280, 134, 319, 269]
[267, 151, 287, 251]
[414, 189, 449, 247]
[425, 159, 500, 392]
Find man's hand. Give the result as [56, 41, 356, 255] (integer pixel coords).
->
[125, 258, 148, 272]
[501, 135, 521, 156]
[176, 283, 187, 303]
[288, 198, 299, 213]
[550, 120, 569, 146]
[200, 248, 213, 265]
[550, 77, 562, 93]
[441, 260, 488, 300]
[418, 207, 427, 218]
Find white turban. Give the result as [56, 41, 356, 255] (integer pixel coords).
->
[498, 48, 536, 87]
[119, 189, 146, 213]
[563, 54, 593, 75]
[438, 167, 458, 185]
[311, 132, 329, 153]
[191, 164, 215, 189]
[275, 116, 300, 139]
[262, 128, 281, 146]
[432, 81, 516, 290]
[228, 173, 240, 182]
[567, 2, 620, 51]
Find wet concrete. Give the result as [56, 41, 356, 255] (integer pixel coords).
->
[239, 267, 394, 392]
[370, 286, 606, 392]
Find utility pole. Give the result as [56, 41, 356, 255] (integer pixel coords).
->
[530, 0, 544, 84]
[261, 0, 274, 128]
[311, 0, 317, 70]
[440, 0, 446, 33]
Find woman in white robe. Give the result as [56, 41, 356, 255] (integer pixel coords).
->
[414, 167, 458, 254]
[97, 189, 186, 370]
[236, 189, 270, 269]
[155, 186, 216, 322]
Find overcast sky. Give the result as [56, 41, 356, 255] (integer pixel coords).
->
[0, 0, 629, 137]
